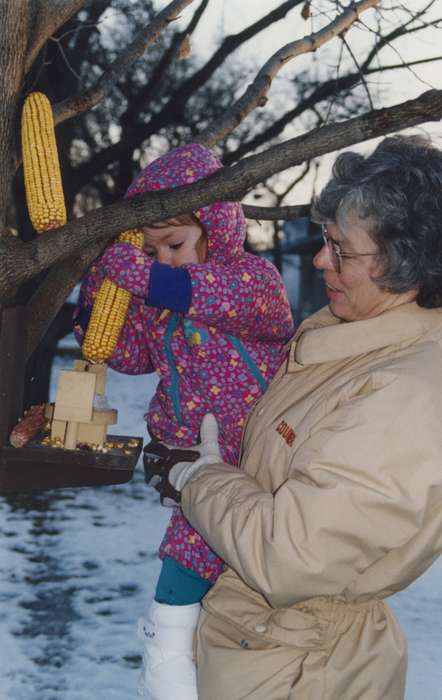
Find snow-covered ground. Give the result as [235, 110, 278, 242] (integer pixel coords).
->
[1, 355, 441, 699]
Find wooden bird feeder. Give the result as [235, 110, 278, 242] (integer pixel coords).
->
[48, 360, 117, 449]
[0, 306, 143, 494]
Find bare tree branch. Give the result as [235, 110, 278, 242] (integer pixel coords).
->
[121, 0, 211, 125]
[224, 48, 439, 165]
[369, 56, 442, 72]
[224, 6, 441, 165]
[26, 201, 312, 354]
[158, 0, 305, 109]
[242, 203, 310, 221]
[195, 0, 381, 147]
[361, 5, 440, 69]
[340, 35, 374, 111]
[25, 0, 86, 73]
[264, 161, 311, 206]
[323, 26, 346, 125]
[52, 0, 197, 124]
[2, 86, 441, 304]
[26, 241, 105, 358]
[72, 0, 305, 188]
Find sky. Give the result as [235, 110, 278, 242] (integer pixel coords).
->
[168, 0, 442, 207]
[97, 1, 442, 244]
[188, 0, 441, 99]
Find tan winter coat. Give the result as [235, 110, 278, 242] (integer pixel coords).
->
[181, 303, 442, 700]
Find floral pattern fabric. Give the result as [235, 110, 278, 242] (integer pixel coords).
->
[74, 144, 294, 582]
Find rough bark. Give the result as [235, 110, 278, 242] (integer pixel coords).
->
[0, 3, 31, 230]
[1, 0, 440, 358]
[53, 0, 196, 124]
[2, 86, 441, 305]
[70, 0, 306, 189]
[25, 242, 104, 358]
[25, 0, 86, 74]
[196, 0, 381, 147]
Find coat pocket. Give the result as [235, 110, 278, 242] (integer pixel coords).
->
[203, 576, 327, 651]
[196, 608, 310, 700]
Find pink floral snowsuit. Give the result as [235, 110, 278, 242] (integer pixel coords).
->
[74, 144, 294, 583]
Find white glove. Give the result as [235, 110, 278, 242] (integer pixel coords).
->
[169, 413, 222, 492]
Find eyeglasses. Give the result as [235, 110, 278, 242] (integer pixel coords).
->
[321, 224, 378, 274]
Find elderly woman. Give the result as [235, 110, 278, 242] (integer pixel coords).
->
[161, 135, 442, 700]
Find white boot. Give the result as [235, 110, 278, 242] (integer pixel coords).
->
[137, 601, 200, 700]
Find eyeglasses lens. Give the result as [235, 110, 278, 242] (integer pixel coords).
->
[322, 228, 340, 273]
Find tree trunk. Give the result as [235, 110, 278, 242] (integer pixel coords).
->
[0, 3, 31, 233]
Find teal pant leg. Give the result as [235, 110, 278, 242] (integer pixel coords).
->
[155, 556, 212, 605]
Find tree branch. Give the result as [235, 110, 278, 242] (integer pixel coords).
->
[52, 0, 197, 125]
[26, 241, 104, 358]
[242, 203, 310, 220]
[2, 87, 442, 302]
[340, 35, 374, 111]
[162, 0, 305, 110]
[121, 0, 210, 126]
[225, 57, 440, 166]
[367, 55, 442, 72]
[26, 200, 312, 354]
[361, 5, 440, 70]
[25, 0, 86, 74]
[72, 0, 305, 187]
[195, 0, 381, 146]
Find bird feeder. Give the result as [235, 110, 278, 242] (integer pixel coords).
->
[0, 306, 142, 494]
[0, 93, 142, 494]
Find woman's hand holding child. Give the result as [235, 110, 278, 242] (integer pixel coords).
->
[168, 413, 222, 492]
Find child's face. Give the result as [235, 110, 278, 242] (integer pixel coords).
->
[142, 218, 207, 267]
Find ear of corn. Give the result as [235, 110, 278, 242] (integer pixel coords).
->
[82, 229, 144, 363]
[117, 229, 145, 247]
[21, 92, 144, 365]
[21, 92, 66, 233]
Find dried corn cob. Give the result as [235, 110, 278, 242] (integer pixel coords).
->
[21, 92, 66, 233]
[9, 404, 46, 448]
[82, 229, 144, 363]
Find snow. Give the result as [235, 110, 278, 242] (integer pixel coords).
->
[1, 353, 441, 699]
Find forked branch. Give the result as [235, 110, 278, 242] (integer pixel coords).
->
[52, 0, 196, 125]
[195, 0, 381, 147]
[2, 86, 440, 304]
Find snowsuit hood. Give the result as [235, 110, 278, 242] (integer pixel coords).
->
[126, 143, 246, 263]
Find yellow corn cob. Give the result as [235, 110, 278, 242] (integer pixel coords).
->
[21, 92, 66, 233]
[82, 229, 145, 363]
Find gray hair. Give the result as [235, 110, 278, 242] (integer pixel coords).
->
[312, 134, 442, 308]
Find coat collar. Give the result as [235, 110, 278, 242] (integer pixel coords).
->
[287, 303, 442, 370]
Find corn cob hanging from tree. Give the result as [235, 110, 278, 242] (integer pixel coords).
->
[21, 91, 143, 365]
[21, 91, 67, 233]
[81, 229, 145, 363]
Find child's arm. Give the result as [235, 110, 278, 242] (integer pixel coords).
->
[97, 242, 294, 344]
[73, 251, 155, 375]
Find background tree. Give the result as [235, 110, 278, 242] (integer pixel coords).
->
[0, 0, 441, 416]
[30, 1, 441, 215]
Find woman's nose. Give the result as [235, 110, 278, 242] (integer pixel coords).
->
[313, 243, 332, 271]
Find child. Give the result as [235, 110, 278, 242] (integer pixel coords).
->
[73, 144, 294, 700]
